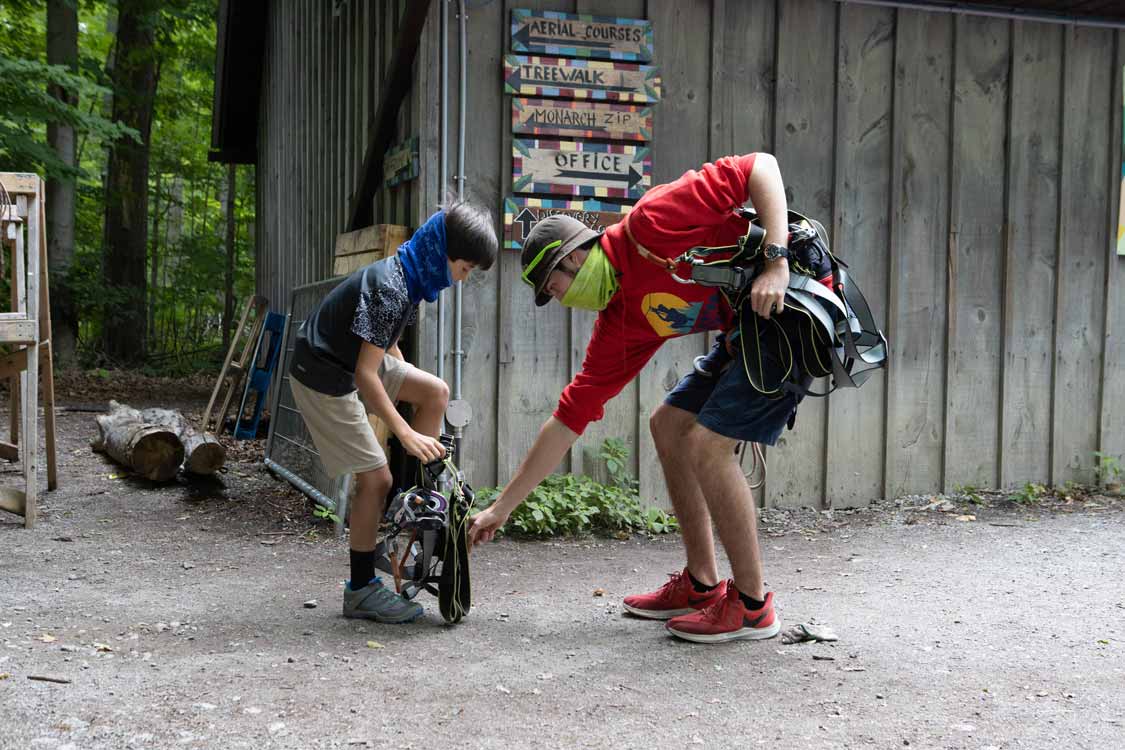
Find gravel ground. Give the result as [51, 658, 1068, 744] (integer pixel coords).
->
[1, 386, 1123, 749]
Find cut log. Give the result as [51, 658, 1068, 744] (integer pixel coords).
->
[92, 401, 183, 481]
[139, 407, 226, 475]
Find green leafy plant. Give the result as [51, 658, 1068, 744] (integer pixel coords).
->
[1093, 452, 1122, 487]
[312, 504, 341, 525]
[955, 484, 984, 505]
[1009, 482, 1048, 505]
[474, 439, 678, 538]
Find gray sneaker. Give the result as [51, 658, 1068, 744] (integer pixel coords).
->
[343, 577, 423, 623]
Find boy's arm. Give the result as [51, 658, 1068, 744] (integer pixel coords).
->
[354, 341, 445, 463]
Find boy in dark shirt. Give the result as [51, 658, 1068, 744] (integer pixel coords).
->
[290, 202, 497, 622]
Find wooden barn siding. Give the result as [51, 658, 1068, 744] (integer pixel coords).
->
[255, 1, 1125, 507]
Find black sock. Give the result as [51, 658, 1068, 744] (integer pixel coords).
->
[687, 570, 718, 593]
[350, 549, 375, 588]
[738, 590, 766, 610]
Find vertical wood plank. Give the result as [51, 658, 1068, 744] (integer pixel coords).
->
[826, 1, 893, 508]
[708, 0, 775, 159]
[768, 0, 836, 509]
[635, 0, 712, 508]
[1001, 21, 1062, 488]
[496, 0, 577, 484]
[414, 0, 442, 373]
[885, 8, 953, 497]
[568, 0, 644, 481]
[1100, 33, 1125, 475]
[1054, 25, 1112, 484]
[945, 14, 1009, 491]
[452, 0, 513, 487]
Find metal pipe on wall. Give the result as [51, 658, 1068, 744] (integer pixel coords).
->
[436, 0, 448, 382]
[452, 0, 466, 436]
[839, 0, 1125, 29]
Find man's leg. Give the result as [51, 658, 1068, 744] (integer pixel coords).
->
[686, 422, 764, 599]
[650, 403, 718, 585]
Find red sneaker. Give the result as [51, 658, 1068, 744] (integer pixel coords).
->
[622, 569, 726, 620]
[665, 585, 781, 643]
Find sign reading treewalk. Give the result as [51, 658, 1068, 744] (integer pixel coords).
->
[510, 8, 653, 62]
[512, 98, 652, 142]
[503, 196, 632, 252]
[504, 55, 661, 103]
[512, 139, 651, 200]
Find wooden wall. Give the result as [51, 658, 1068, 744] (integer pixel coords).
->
[255, 0, 1125, 509]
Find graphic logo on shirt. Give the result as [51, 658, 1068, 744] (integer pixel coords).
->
[641, 292, 725, 338]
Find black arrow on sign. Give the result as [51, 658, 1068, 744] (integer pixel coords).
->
[514, 208, 536, 238]
[512, 23, 615, 49]
[556, 166, 645, 190]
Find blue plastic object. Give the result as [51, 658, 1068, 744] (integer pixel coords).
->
[233, 311, 286, 440]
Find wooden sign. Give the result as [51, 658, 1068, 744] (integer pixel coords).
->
[510, 8, 654, 63]
[512, 139, 651, 200]
[513, 98, 652, 142]
[504, 55, 661, 104]
[383, 136, 418, 188]
[504, 196, 632, 251]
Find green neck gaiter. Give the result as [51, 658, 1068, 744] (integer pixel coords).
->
[560, 243, 619, 311]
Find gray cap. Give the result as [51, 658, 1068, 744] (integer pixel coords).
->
[520, 215, 603, 306]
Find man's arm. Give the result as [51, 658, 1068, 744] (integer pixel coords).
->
[745, 153, 790, 320]
[354, 341, 444, 463]
[468, 416, 577, 545]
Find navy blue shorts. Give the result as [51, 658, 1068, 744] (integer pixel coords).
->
[663, 330, 802, 446]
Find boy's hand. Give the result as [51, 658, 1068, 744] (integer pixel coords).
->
[469, 506, 508, 547]
[399, 429, 446, 463]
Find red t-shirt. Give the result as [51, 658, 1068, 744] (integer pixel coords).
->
[554, 153, 759, 435]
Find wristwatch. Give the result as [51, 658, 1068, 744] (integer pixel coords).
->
[763, 243, 789, 262]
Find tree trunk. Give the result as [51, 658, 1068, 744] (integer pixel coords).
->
[223, 164, 236, 351]
[102, 0, 160, 365]
[91, 401, 226, 479]
[92, 401, 183, 481]
[148, 173, 160, 351]
[138, 407, 225, 475]
[46, 0, 79, 367]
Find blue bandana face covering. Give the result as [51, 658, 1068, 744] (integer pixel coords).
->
[398, 211, 453, 304]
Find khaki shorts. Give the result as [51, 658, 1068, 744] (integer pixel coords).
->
[289, 354, 413, 478]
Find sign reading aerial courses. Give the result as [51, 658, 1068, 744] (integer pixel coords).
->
[510, 8, 654, 62]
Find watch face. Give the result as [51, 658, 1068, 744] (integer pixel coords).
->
[765, 244, 787, 260]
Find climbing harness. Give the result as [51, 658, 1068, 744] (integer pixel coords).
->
[374, 433, 473, 623]
[651, 207, 888, 400]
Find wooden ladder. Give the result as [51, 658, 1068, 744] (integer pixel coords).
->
[0, 173, 60, 528]
[202, 294, 269, 435]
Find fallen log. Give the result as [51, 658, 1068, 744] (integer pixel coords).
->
[139, 407, 226, 475]
[92, 401, 184, 482]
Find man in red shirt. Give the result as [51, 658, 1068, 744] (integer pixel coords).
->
[470, 153, 794, 643]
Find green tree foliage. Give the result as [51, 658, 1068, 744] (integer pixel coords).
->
[0, 0, 256, 372]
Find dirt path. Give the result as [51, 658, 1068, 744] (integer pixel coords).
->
[2, 394, 1123, 749]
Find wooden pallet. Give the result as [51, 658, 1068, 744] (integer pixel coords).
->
[202, 294, 269, 436]
[0, 172, 60, 528]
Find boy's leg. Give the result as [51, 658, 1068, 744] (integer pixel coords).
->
[393, 366, 450, 439]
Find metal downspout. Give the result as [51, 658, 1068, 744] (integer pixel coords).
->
[436, 0, 448, 381]
[452, 0, 467, 458]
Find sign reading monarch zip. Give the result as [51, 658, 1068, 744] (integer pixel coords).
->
[642, 208, 888, 399]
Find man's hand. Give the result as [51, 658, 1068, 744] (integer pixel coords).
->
[468, 505, 509, 547]
[750, 260, 789, 320]
[398, 428, 446, 463]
